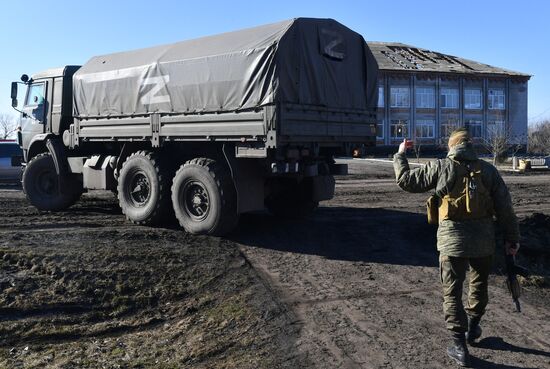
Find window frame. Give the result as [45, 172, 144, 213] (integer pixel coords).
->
[415, 87, 435, 109]
[376, 119, 384, 139]
[24, 82, 46, 107]
[488, 89, 505, 110]
[487, 120, 506, 138]
[440, 88, 459, 109]
[465, 119, 483, 138]
[390, 119, 409, 139]
[440, 119, 461, 139]
[464, 88, 482, 110]
[415, 119, 435, 138]
[390, 86, 410, 108]
[53, 78, 63, 107]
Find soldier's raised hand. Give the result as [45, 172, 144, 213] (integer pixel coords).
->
[398, 139, 408, 154]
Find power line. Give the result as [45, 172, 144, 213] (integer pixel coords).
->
[528, 107, 550, 122]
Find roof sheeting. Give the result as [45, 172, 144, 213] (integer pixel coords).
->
[368, 42, 530, 78]
[73, 18, 378, 118]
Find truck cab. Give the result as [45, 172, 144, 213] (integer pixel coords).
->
[13, 66, 80, 162]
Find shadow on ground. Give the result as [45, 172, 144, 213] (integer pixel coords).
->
[476, 336, 550, 357]
[232, 206, 439, 268]
[468, 336, 550, 369]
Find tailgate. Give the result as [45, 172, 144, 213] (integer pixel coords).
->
[278, 104, 376, 143]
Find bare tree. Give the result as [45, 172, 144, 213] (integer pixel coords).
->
[411, 123, 423, 163]
[482, 116, 524, 166]
[0, 113, 18, 139]
[528, 119, 550, 155]
[412, 137, 422, 163]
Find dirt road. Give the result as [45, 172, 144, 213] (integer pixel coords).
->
[1, 159, 549, 368]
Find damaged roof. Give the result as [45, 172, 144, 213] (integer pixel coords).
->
[367, 42, 530, 78]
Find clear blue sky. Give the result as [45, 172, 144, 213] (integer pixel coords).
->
[1, 0, 548, 123]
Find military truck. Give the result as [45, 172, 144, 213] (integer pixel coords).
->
[10, 18, 378, 235]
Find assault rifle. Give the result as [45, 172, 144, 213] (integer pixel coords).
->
[505, 253, 529, 312]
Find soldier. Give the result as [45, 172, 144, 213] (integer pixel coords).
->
[393, 128, 520, 367]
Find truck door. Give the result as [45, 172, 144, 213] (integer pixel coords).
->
[20, 81, 48, 152]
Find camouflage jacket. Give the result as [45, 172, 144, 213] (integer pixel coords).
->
[393, 143, 519, 257]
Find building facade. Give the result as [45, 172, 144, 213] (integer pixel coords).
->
[367, 42, 530, 148]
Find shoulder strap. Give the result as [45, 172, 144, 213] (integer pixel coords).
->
[434, 158, 457, 198]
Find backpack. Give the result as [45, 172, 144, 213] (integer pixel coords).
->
[427, 160, 493, 224]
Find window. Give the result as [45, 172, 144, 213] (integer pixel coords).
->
[25, 83, 45, 106]
[416, 87, 435, 108]
[415, 119, 435, 138]
[378, 86, 384, 107]
[441, 119, 460, 138]
[25, 82, 46, 122]
[53, 79, 63, 107]
[377, 119, 384, 139]
[465, 120, 483, 138]
[487, 120, 506, 138]
[390, 119, 409, 139]
[440, 88, 458, 109]
[390, 87, 410, 108]
[464, 88, 482, 109]
[488, 89, 505, 110]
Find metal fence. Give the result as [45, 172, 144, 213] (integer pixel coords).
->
[516, 156, 550, 167]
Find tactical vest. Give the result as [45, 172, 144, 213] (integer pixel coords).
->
[438, 160, 494, 222]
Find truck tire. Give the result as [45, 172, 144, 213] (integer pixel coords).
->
[171, 158, 238, 235]
[265, 180, 319, 218]
[117, 151, 170, 225]
[22, 153, 82, 211]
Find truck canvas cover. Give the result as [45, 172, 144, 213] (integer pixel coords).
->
[73, 18, 378, 118]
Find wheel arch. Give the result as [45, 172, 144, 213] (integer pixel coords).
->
[26, 134, 74, 194]
[27, 133, 52, 162]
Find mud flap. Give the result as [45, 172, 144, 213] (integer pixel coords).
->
[45, 138, 70, 194]
[222, 144, 264, 214]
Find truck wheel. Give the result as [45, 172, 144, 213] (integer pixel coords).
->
[265, 180, 319, 218]
[22, 153, 82, 211]
[171, 158, 238, 235]
[117, 151, 170, 225]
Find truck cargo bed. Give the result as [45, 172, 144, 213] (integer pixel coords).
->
[71, 103, 375, 148]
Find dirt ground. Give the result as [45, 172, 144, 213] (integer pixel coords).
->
[0, 158, 549, 369]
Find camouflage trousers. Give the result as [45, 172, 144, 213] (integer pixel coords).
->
[439, 254, 493, 334]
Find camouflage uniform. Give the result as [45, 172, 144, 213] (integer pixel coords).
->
[393, 142, 519, 336]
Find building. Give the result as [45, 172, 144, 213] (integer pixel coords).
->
[367, 42, 530, 148]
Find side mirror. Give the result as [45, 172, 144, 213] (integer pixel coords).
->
[11, 82, 18, 108]
[11, 81, 17, 99]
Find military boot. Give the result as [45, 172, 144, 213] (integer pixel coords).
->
[447, 334, 470, 367]
[466, 316, 482, 344]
